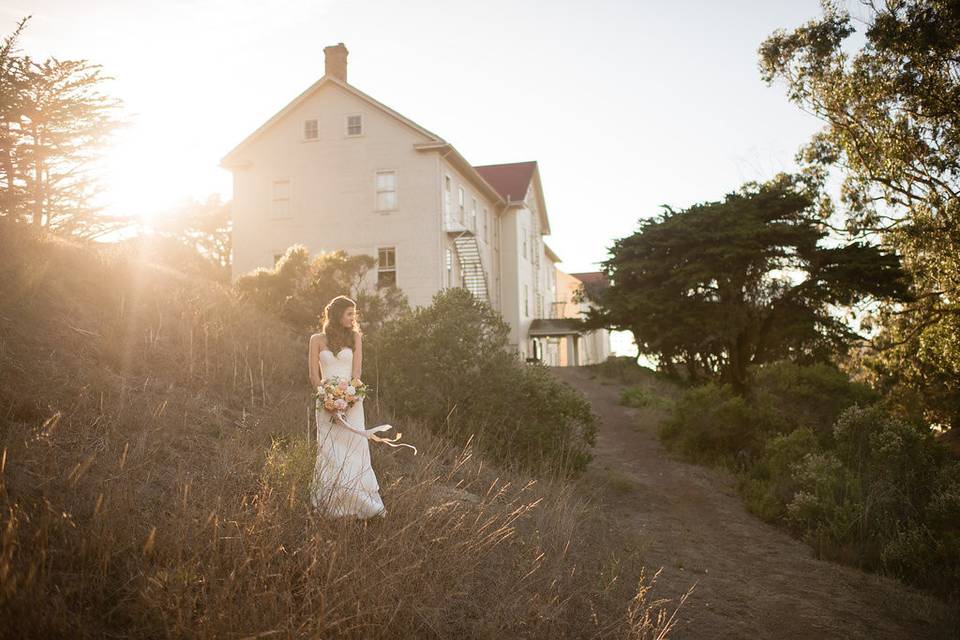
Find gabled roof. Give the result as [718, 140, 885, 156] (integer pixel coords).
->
[474, 161, 551, 234]
[543, 241, 561, 264]
[219, 74, 553, 236]
[220, 74, 445, 168]
[473, 161, 537, 203]
[570, 271, 609, 301]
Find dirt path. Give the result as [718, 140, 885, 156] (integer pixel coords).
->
[551, 366, 957, 640]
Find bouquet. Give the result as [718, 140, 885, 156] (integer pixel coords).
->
[315, 375, 367, 421]
[314, 376, 417, 454]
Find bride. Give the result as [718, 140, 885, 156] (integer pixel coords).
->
[307, 295, 387, 519]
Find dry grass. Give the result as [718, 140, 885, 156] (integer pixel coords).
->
[0, 224, 685, 639]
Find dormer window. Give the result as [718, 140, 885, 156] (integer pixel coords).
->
[346, 114, 363, 136]
[303, 119, 318, 140]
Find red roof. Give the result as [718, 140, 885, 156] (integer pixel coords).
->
[473, 161, 537, 202]
[570, 271, 609, 301]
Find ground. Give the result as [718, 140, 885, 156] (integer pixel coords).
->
[551, 365, 958, 640]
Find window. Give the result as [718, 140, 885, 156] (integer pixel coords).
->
[471, 198, 478, 232]
[446, 248, 453, 287]
[377, 247, 396, 288]
[272, 179, 291, 218]
[303, 119, 318, 140]
[482, 207, 489, 241]
[375, 170, 397, 211]
[458, 187, 465, 222]
[345, 114, 363, 136]
[444, 175, 452, 216]
[521, 227, 527, 259]
[524, 284, 529, 317]
[536, 292, 543, 318]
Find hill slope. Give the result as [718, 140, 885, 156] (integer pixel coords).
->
[553, 366, 959, 639]
[0, 225, 677, 639]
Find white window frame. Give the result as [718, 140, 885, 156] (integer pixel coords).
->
[345, 113, 363, 137]
[303, 118, 319, 141]
[377, 246, 397, 288]
[271, 178, 292, 219]
[524, 284, 529, 317]
[375, 169, 397, 212]
[482, 207, 489, 242]
[471, 197, 478, 232]
[444, 175, 452, 217]
[445, 248, 453, 287]
[457, 186, 465, 223]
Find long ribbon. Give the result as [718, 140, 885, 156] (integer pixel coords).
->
[323, 409, 418, 454]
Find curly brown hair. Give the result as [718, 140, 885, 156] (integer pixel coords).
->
[321, 295, 361, 354]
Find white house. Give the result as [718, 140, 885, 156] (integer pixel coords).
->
[221, 43, 609, 364]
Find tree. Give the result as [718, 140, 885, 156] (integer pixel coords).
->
[0, 16, 125, 238]
[148, 195, 232, 281]
[585, 175, 909, 394]
[759, 0, 960, 427]
[235, 245, 409, 336]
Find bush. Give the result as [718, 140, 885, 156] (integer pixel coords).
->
[660, 382, 783, 465]
[783, 405, 959, 595]
[235, 244, 409, 335]
[752, 361, 879, 444]
[662, 361, 880, 466]
[619, 385, 668, 409]
[369, 288, 597, 477]
[663, 360, 960, 597]
[741, 427, 820, 522]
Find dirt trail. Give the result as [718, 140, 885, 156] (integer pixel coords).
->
[551, 366, 957, 640]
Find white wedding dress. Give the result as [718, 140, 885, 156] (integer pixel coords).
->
[310, 346, 387, 519]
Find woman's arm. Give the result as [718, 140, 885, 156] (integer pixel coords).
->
[351, 331, 362, 381]
[308, 333, 324, 389]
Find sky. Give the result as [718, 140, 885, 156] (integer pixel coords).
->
[6, 0, 838, 356]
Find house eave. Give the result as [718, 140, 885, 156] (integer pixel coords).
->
[415, 142, 506, 207]
[221, 74, 446, 169]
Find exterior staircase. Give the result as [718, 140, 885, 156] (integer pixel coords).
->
[451, 231, 489, 303]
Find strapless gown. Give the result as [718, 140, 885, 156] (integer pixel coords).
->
[310, 346, 386, 519]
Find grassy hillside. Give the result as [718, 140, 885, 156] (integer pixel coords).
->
[0, 223, 680, 639]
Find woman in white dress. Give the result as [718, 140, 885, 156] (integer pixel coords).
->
[307, 295, 387, 519]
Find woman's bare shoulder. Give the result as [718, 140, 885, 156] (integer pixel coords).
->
[309, 333, 327, 347]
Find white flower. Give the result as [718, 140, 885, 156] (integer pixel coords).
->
[346, 385, 356, 395]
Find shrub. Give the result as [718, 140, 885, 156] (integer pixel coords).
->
[783, 406, 959, 594]
[742, 427, 820, 522]
[235, 244, 409, 335]
[619, 385, 667, 409]
[752, 361, 879, 444]
[369, 288, 597, 477]
[660, 382, 783, 464]
[663, 361, 881, 466]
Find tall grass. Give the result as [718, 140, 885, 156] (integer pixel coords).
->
[0, 224, 683, 638]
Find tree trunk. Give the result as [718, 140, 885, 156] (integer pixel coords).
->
[31, 123, 42, 228]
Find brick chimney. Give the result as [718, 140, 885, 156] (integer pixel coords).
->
[324, 43, 349, 82]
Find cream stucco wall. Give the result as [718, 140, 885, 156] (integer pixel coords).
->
[437, 158, 503, 313]
[552, 268, 611, 366]
[229, 82, 442, 309]
[226, 77, 566, 364]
